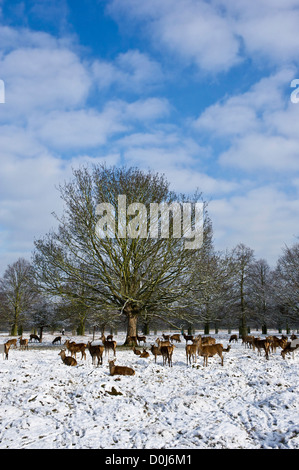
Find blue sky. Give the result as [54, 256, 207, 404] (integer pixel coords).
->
[0, 0, 299, 274]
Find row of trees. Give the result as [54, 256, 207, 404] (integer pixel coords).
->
[0, 165, 298, 340]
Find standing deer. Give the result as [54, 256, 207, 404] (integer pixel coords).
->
[101, 334, 117, 357]
[87, 341, 104, 366]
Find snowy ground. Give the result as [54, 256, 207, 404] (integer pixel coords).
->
[0, 330, 298, 449]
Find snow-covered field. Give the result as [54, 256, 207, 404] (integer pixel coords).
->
[0, 330, 298, 449]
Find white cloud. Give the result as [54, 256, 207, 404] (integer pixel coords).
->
[194, 68, 299, 172]
[209, 185, 299, 265]
[108, 0, 299, 72]
[92, 49, 164, 92]
[0, 45, 91, 118]
[108, 0, 241, 72]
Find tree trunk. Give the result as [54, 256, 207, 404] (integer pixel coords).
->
[123, 305, 138, 344]
[11, 323, 18, 336]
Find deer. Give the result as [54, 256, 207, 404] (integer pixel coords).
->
[269, 336, 287, 353]
[229, 334, 238, 343]
[242, 335, 254, 348]
[52, 336, 62, 345]
[183, 333, 194, 343]
[109, 360, 135, 376]
[19, 337, 29, 350]
[29, 334, 40, 342]
[133, 346, 142, 355]
[170, 333, 181, 343]
[137, 334, 146, 345]
[150, 344, 162, 363]
[140, 348, 149, 358]
[160, 344, 174, 367]
[198, 336, 216, 345]
[197, 337, 224, 367]
[252, 337, 271, 359]
[87, 341, 104, 366]
[156, 338, 171, 348]
[281, 339, 299, 359]
[186, 343, 197, 365]
[59, 349, 77, 366]
[101, 334, 117, 357]
[64, 339, 87, 360]
[1, 342, 10, 360]
[5, 338, 18, 349]
[126, 335, 138, 346]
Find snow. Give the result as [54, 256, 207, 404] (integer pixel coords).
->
[0, 331, 298, 449]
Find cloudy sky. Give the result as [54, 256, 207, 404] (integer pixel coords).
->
[0, 0, 299, 274]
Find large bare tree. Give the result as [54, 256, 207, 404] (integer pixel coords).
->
[0, 258, 38, 335]
[33, 165, 210, 342]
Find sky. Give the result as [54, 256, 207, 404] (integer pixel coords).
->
[0, 0, 299, 275]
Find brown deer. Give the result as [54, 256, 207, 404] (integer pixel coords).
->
[87, 341, 104, 366]
[109, 360, 135, 376]
[137, 334, 146, 345]
[186, 343, 197, 365]
[161, 344, 174, 367]
[197, 337, 224, 367]
[183, 333, 194, 343]
[133, 346, 142, 355]
[29, 334, 40, 342]
[140, 348, 149, 358]
[252, 337, 271, 359]
[19, 337, 29, 350]
[52, 336, 62, 345]
[229, 334, 238, 343]
[64, 339, 87, 360]
[59, 349, 77, 366]
[170, 333, 181, 343]
[5, 338, 18, 349]
[101, 334, 117, 356]
[150, 344, 162, 363]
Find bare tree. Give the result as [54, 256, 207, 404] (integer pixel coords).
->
[274, 242, 299, 325]
[33, 165, 210, 342]
[0, 258, 38, 335]
[248, 258, 274, 333]
[228, 244, 255, 338]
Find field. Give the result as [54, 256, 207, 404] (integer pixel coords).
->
[0, 331, 298, 449]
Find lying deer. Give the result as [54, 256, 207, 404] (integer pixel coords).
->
[133, 346, 142, 355]
[140, 348, 149, 358]
[59, 349, 77, 366]
[109, 360, 135, 376]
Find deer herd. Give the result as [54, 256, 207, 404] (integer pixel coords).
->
[1, 330, 299, 376]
